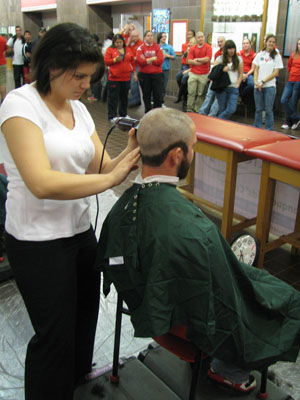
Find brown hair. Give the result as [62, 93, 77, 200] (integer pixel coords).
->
[294, 37, 300, 60]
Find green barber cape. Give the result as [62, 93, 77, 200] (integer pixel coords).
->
[96, 182, 300, 370]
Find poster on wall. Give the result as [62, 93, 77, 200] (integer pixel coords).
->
[283, 0, 300, 57]
[152, 9, 170, 34]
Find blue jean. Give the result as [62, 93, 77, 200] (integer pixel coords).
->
[254, 86, 276, 130]
[199, 84, 219, 116]
[176, 64, 190, 87]
[280, 81, 300, 125]
[216, 86, 239, 120]
[128, 67, 141, 106]
[162, 70, 169, 102]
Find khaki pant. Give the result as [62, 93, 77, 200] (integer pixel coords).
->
[187, 72, 208, 112]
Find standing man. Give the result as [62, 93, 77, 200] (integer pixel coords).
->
[157, 32, 176, 106]
[22, 30, 32, 84]
[199, 35, 225, 116]
[31, 27, 47, 56]
[127, 29, 143, 107]
[0, 34, 8, 102]
[7, 26, 25, 88]
[186, 32, 212, 112]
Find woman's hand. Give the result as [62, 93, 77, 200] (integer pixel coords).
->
[223, 65, 229, 72]
[126, 127, 139, 152]
[114, 55, 122, 63]
[110, 147, 140, 187]
[133, 72, 138, 82]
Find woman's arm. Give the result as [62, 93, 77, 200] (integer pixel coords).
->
[262, 68, 280, 84]
[2, 118, 140, 200]
[253, 64, 260, 87]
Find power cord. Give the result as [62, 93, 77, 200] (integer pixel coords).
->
[93, 123, 117, 235]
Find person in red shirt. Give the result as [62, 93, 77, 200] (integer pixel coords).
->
[127, 29, 143, 107]
[174, 29, 195, 103]
[280, 37, 300, 130]
[136, 30, 164, 113]
[186, 31, 212, 112]
[238, 38, 256, 103]
[0, 35, 8, 102]
[104, 34, 136, 122]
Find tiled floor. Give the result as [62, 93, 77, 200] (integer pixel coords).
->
[1, 71, 300, 399]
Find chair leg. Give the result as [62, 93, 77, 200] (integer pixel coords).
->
[258, 367, 268, 399]
[110, 295, 123, 383]
[189, 351, 202, 400]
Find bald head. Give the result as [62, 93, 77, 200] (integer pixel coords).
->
[217, 36, 225, 49]
[137, 108, 195, 162]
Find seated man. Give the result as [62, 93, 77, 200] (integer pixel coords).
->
[96, 108, 300, 394]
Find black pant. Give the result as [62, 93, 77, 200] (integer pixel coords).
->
[5, 227, 100, 400]
[13, 64, 24, 88]
[138, 72, 163, 113]
[107, 80, 130, 120]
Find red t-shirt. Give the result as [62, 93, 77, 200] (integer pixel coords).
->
[287, 53, 300, 82]
[238, 49, 256, 73]
[181, 41, 189, 65]
[0, 36, 8, 66]
[214, 49, 222, 61]
[188, 43, 212, 74]
[104, 47, 135, 81]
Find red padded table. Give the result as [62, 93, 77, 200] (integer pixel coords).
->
[246, 140, 300, 268]
[179, 114, 291, 242]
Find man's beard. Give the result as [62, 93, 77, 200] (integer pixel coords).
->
[177, 156, 191, 180]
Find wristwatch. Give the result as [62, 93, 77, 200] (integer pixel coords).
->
[261, 80, 265, 84]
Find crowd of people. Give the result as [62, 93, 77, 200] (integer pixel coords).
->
[1, 23, 299, 131]
[1, 21, 300, 400]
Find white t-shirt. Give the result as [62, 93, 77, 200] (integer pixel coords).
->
[0, 83, 96, 241]
[216, 55, 243, 87]
[252, 50, 283, 87]
[7, 37, 24, 65]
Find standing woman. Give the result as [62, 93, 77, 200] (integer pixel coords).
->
[214, 40, 244, 120]
[253, 34, 283, 130]
[157, 32, 176, 105]
[136, 30, 164, 113]
[238, 38, 256, 103]
[104, 34, 137, 122]
[280, 37, 300, 130]
[0, 23, 139, 400]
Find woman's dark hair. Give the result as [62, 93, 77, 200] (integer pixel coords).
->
[141, 141, 188, 167]
[157, 32, 166, 44]
[294, 37, 300, 60]
[223, 39, 239, 71]
[32, 23, 104, 95]
[111, 34, 125, 49]
[263, 34, 277, 59]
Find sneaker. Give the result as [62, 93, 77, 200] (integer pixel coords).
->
[291, 120, 300, 130]
[109, 117, 118, 123]
[162, 103, 166, 108]
[207, 368, 256, 394]
[281, 124, 290, 130]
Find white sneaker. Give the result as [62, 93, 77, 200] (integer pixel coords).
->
[281, 124, 290, 130]
[291, 120, 300, 130]
[109, 117, 118, 123]
[162, 104, 166, 108]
